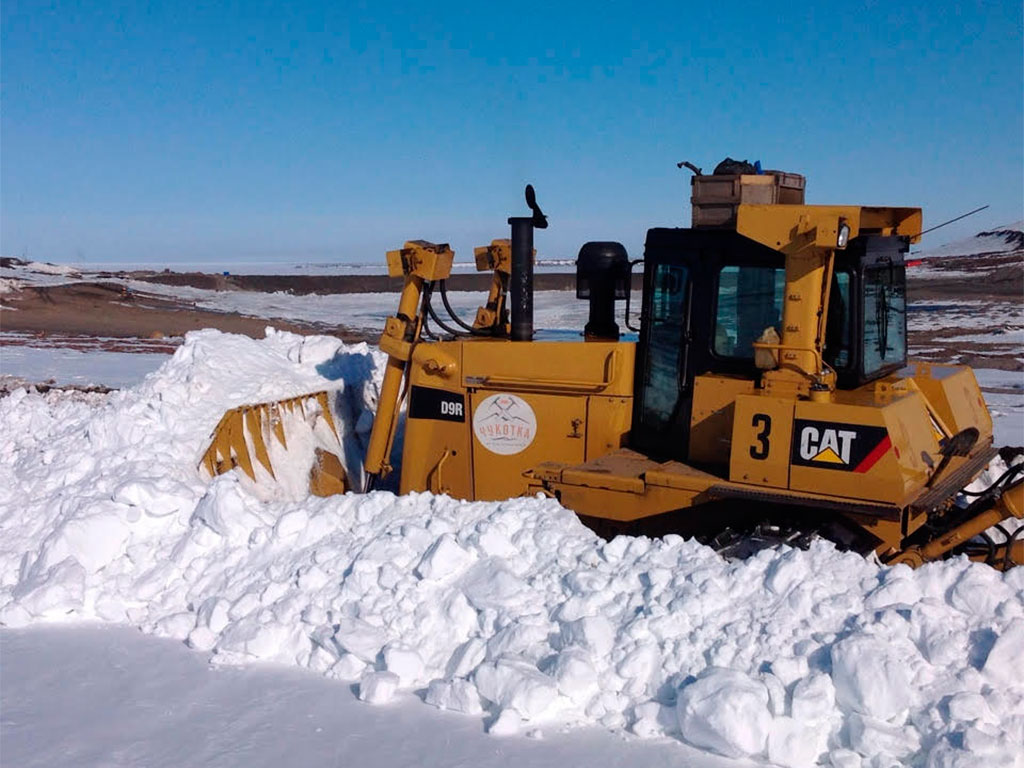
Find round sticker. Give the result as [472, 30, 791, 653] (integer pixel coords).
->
[473, 393, 538, 455]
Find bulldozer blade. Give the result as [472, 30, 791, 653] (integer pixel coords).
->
[199, 390, 349, 496]
[270, 404, 288, 448]
[315, 391, 340, 439]
[244, 407, 275, 479]
[202, 408, 257, 481]
[310, 448, 347, 497]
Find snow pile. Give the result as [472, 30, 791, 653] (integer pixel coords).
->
[0, 276, 24, 294]
[0, 258, 82, 285]
[21, 260, 82, 276]
[1, 331, 1023, 767]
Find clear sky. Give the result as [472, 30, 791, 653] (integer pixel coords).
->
[2, 0, 1022, 266]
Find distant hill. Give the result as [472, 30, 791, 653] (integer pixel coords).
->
[920, 221, 1024, 258]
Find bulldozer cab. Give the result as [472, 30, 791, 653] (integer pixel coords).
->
[631, 227, 910, 464]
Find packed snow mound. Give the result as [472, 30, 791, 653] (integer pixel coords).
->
[1, 330, 1023, 767]
[922, 221, 1024, 258]
[0, 257, 82, 281]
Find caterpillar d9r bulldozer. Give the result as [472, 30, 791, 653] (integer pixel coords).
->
[201, 171, 1023, 569]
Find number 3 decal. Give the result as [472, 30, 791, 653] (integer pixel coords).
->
[750, 413, 771, 460]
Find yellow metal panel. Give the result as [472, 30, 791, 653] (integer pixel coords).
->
[400, 344, 473, 500]
[644, 461, 721, 492]
[461, 340, 635, 398]
[585, 396, 632, 460]
[881, 394, 939, 496]
[788, 394, 937, 505]
[557, 483, 700, 522]
[730, 395, 795, 487]
[909, 364, 993, 444]
[736, 205, 923, 252]
[385, 240, 455, 280]
[689, 374, 755, 465]
[560, 448, 653, 494]
[470, 390, 586, 501]
[399, 415, 474, 500]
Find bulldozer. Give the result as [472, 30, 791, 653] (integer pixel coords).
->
[200, 167, 1023, 570]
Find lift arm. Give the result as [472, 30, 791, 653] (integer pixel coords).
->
[364, 241, 454, 483]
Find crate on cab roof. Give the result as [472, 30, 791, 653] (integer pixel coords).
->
[691, 171, 806, 228]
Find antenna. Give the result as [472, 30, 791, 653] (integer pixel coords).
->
[912, 205, 989, 239]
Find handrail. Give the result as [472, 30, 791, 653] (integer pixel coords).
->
[430, 448, 452, 494]
[750, 341, 836, 385]
[466, 350, 619, 393]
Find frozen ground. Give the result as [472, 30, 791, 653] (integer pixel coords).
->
[1, 331, 1022, 768]
[2, 624, 736, 768]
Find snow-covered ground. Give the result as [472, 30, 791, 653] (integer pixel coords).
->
[3, 624, 736, 768]
[115, 278, 606, 335]
[1, 330, 1022, 767]
[0, 345, 171, 390]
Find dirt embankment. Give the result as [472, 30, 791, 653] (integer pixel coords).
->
[127, 250, 1021, 300]
[0, 282, 368, 342]
[907, 251, 1023, 301]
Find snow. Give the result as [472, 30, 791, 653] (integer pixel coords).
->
[0, 331, 1021, 765]
[0, 277, 24, 294]
[0, 260, 83, 287]
[18, 260, 82, 276]
[2, 624, 735, 768]
[946, 329, 1024, 345]
[677, 667, 774, 759]
[908, 300, 1024, 333]
[0, 344, 170, 388]
[112, 278, 608, 335]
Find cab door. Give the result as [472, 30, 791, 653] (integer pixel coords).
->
[632, 260, 693, 459]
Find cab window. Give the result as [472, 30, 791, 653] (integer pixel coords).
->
[713, 265, 785, 358]
[824, 270, 852, 369]
[863, 266, 906, 375]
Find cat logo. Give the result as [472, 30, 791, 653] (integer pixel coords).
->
[791, 419, 891, 473]
[799, 426, 856, 464]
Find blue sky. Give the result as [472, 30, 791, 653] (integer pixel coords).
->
[2, 0, 1021, 265]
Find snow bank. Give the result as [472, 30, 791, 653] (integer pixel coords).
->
[1, 330, 1023, 767]
[0, 276, 23, 294]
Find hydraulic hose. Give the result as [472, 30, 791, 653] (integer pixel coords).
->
[959, 463, 1023, 496]
[1003, 525, 1023, 571]
[438, 279, 479, 333]
[423, 282, 470, 338]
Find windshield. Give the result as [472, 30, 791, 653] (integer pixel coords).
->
[639, 263, 689, 432]
[863, 266, 906, 375]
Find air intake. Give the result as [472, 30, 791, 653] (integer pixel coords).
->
[576, 241, 629, 341]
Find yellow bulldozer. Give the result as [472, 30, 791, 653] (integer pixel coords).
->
[201, 168, 1023, 570]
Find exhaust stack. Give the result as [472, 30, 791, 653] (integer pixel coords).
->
[509, 184, 548, 341]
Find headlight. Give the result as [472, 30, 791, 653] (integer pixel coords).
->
[837, 219, 850, 248]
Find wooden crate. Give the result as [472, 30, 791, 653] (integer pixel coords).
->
[691, 172, 806, 227]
